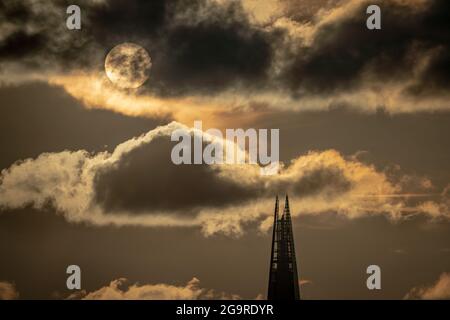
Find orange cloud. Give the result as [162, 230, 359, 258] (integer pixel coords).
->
[0, 281, 19, 300]
[0, 122, 446, 237]
[405, 272, 450, 300]
[68, 277, 241, 300]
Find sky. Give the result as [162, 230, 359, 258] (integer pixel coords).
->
[0, 0, 449, 300]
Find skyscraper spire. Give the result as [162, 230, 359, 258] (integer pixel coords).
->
[267, 194, 300, 300]
[284, 194, 290, 218]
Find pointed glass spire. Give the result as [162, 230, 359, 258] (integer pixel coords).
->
[267, 194, 300, 300]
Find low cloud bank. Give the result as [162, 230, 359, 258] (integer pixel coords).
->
[0, 122, 447, 236]
[405, 272, 450, 300]
[0, 281, 19, 300]
[68, 277, 241, 300]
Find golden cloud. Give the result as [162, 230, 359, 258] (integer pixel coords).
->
[68, 277, 241, 300]
[0, 122, 446, 237]
[405, 272, 450, 299]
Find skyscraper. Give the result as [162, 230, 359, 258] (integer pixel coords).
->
[267, 195, 300, 300]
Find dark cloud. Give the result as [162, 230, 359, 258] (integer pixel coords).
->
[149, 17, 274, 95]
[93, 136, 261, 215]
[0, 0, 275, 95]
[406, 46, 450, 97]
[1, 0, 449, 99]
[92, 135, 359, 216]
[290, 167, 352, 198]
[88, 0, 168, 44]
[0, 1, 99, 70]
[282, 0, 450, 97]
[93, 0, 276, 95]
[0, 30, 45, 60]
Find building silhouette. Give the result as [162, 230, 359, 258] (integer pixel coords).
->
[267, 195, 300, 300]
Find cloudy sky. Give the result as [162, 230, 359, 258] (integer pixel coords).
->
[0, 0, 449, 300]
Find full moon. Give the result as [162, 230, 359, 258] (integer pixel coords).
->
[105, 43, 152, 89]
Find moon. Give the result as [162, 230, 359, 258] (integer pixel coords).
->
[105, 43, 152, 89]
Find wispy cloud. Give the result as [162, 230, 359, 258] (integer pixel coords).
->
[0, 281, 19, 300]
[405, 272, 450, 299]
[68, 277, 241, 300]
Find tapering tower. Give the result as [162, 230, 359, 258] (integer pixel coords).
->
[267, 195, 300, 300]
